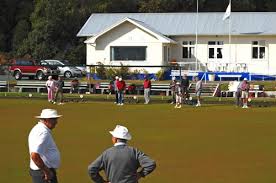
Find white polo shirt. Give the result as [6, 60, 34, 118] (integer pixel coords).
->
[28, 122, 60, 170]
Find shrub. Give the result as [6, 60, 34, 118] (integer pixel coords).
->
[156, 69, 165, 80]
[106, 68, 116, 80]
[96, 62, 107, 79]
[116, 63, 130, 79]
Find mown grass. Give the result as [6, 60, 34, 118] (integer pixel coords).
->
[1, 99, 276, 183]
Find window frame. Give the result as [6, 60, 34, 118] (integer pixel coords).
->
[182, 41, 195, 59]
[208, 41, 224, 60]
[252, 40, 266, 60]
[110, 46, 147, 61]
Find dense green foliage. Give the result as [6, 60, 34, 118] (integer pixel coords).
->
[1, 0, 276, 64]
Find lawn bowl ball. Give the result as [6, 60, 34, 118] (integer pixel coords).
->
[80, 95, 84, 98]
[133, 96, 137, 100]
[29, 93, 32, 98]
[248, 98, 252, 102]
[189, 96, 193, 101]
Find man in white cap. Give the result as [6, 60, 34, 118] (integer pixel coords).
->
[116, 77, 126, 105]
[28, 109, 62, 183]
[195, 76, 202, 107]
[88, 125, 156, 183]
[240, 78, 250, 108]
[181, 74, 190, 102]
[114, 76, 119, 104]
[170, 76, 177, 104]
[174, 82, 183, 108]
[143, 75, 151, 104]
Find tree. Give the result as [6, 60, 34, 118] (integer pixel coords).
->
[138, 0, 164, 12]
[17, 0, 82, 61]
[11, 0, 33, 53]
[0, 0, 17, 52]
[2, 0, 276, 64]
[265, 0, 276, 11]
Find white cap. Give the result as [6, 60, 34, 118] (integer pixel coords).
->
[109, 125, 132, 140]
[176, 82, 180, 85]
[35, 109, 62, 119]
[48, 76, 52, 80]
[119, 78, 122, 81]
[172, 77, 176, 80]
[244, 78, 248, 81]
[115, 76, 119, 80]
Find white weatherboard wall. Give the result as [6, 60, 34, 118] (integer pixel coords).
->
[170, 35, 276, 74]
[86, 22, 276, 74]
[86, 22, 164, 73]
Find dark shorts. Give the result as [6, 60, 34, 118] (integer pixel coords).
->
[182, 87, 188, 94]
[30, 168, 58, 183]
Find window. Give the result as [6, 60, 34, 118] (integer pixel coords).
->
[110, 46, 146, 61]
[163, 46, 168, 62]
[182, 41, 195, 59]
[16, 60, 34, 66]
[252, 41, 265, 59]
[208, 41, 224, 59]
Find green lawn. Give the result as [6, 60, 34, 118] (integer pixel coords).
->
[1, 99, 276, 183]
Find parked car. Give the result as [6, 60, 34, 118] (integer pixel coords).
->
[75, 65, 87, 76]
[41, 60, 82, 78]
[9, 59, 60, 80]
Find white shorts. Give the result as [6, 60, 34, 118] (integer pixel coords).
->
[176, 95, 182, 104]
[241, 91, 249, 98]
[196, 91, 201, 97]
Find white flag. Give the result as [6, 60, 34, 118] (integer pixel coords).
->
[223, 3, 231, 20]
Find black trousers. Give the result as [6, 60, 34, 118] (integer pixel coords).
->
[115, 91, 119, 103]
[30, 168, 58, 183]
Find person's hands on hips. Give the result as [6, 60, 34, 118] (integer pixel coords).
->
[137, 173, 142, 180]
[42, 167, 54, 182]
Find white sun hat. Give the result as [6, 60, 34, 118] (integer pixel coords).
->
[35, 109, 62, 119]
[115, 76, 119, 80]
[109, 125, 132, 140]
[119, 77, 122, 81]
[244, 78, 248, 81]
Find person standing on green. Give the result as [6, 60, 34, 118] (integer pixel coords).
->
[88, 125, 156, 183]
[28, 109, 62, 183]
[54, 76, 64, 105]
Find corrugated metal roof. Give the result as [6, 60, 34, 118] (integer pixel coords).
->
[128, 18, 177, 43]
[77, 12, 276, 37]
[84, 17, 177, 44]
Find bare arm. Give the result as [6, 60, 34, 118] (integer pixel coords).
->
[31, 152, 53, 181]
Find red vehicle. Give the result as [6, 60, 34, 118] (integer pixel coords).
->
[9, 59, 60, 80]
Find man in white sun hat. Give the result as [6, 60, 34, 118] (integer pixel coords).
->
[114, 76, 119, 104]
[88, 125, 156, 183]
[170, 76, 177, 104]
[174, 82, 183, 108]
[28, 109, 62, 183]
[240, 78, 250, 108]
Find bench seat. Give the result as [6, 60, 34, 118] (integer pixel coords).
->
[0, 81, 8, 91]
[15, 81, 46, 93]
[95, 82, 171, 96]
[217, 74, 242, 81]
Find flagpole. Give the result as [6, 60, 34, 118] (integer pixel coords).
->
[229, 0, 232, 71]
[195, 0, 199, 71]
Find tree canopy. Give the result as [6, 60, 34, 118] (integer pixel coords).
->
[1, 0, 276, 64]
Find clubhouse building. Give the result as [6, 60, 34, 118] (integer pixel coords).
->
[77, 12, 276, 75]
